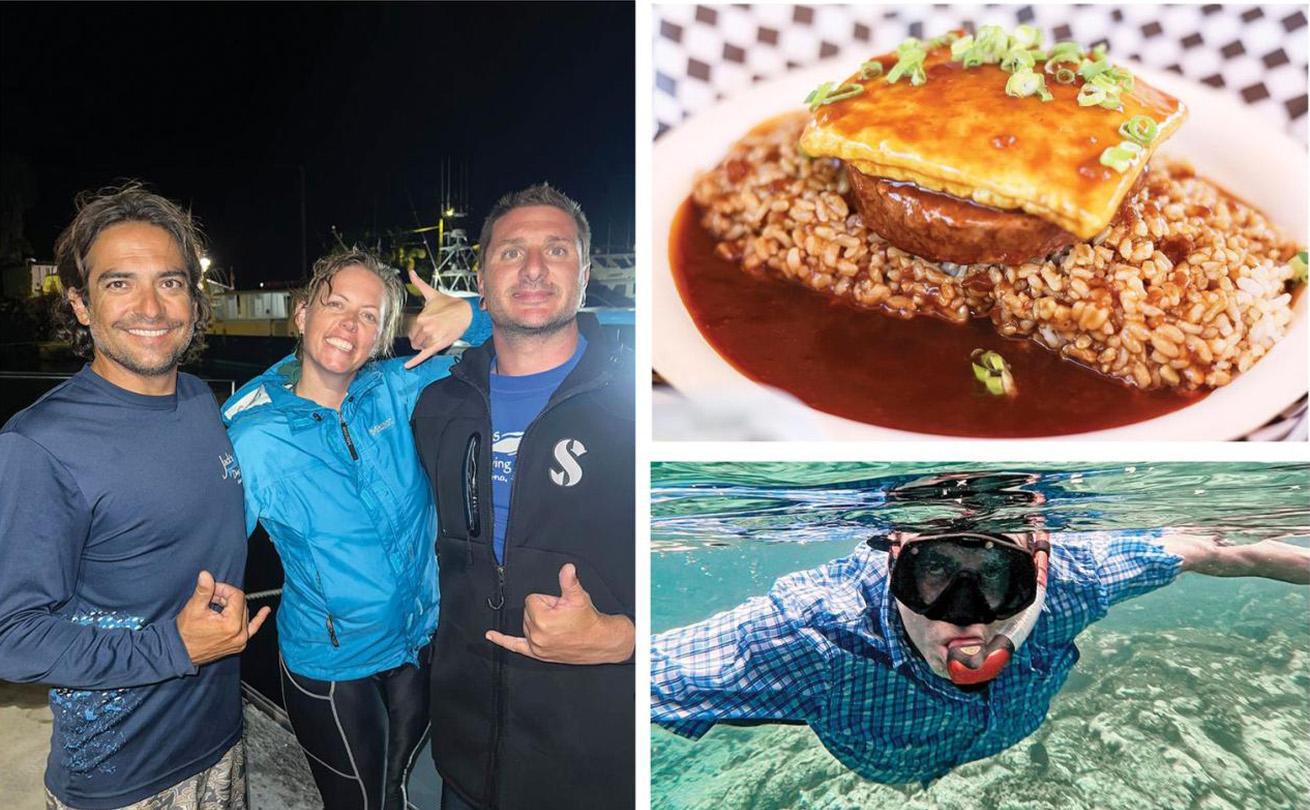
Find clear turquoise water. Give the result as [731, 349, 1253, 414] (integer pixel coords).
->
[651, 462, 1310, 810]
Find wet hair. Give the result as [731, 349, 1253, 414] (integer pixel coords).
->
[53, 182, 211, 362]
[477, 183, 591, 272]
[296, 248, 405, 359]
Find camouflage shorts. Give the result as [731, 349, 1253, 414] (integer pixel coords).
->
[46, 739, 247, 810]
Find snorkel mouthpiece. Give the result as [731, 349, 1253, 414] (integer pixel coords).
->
[947, 637, 1016, 686]
[944, 567, 1047, 686]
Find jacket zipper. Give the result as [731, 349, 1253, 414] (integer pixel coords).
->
[314, 568, 340, 648]
[465, 348, 613, 809]
[313, 406, 355, 647]
[339, 417, 358, 461]
[337, 395, 359, 461]
[477, 384, 504, 808]
[463, 433, 481, 566]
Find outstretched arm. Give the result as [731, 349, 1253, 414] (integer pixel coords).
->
[1161, 533, 1310, 584]
[652, 589, 828, 739]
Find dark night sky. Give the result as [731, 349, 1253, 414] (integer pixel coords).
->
[0, 2, 634, 286]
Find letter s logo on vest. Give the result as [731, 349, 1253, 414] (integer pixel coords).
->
[548, 439, 587, 487]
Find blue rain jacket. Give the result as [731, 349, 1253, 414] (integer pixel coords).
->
[221, 314, 489, 680]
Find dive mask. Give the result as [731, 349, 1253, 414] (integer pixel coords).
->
[887, 531, 1050, 686]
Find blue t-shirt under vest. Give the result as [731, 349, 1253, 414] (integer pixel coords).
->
[488, 334, 587, 563]
[0, 367, 247, 809]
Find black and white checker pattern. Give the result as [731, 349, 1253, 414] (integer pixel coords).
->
[653, 4, 1308, 440]
[654, 4, 1309, 144]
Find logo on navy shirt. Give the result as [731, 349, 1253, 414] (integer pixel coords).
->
[219, 452, 242, 484]
[549, 438, 587, 487]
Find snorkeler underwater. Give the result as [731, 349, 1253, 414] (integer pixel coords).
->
[649, 463, 1310, 810]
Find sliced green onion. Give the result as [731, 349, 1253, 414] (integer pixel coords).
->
[971, 349, 1015, 396]
[886, 59, 927, 86]
[804, 81, 834, 110]
[1000, 46, 1036, 73]
[924, 31, 960, 50]
[1005, 68, 1053, 101]
[1077, 79, 1123, 110]
[1005, 69, 1036, 96]
[1011, 24, 1043, 50]
[973, 25, 1011, 61]
[887, 38, 928, 86]
[1086, 66, 1135, 91]
[1044, 56, 1078, 75]
[1290, 251, 1308, 284]
[1077, 82, 1108, 106]
[951, 24, 1010, 68]
[1088, 73, 1123, 90]
[804, 80, 863, 110]
[859, 60, 884, 80]
[1045, 41, 1085, 64]
[1106, 66, 1135, 90]
[897, 37, 925, 56]
[871, 26, 1132, 103]
[1118, 115, 1158, 146]
[1090, 72, 1129, 109]
[1079, 59, 1133, 93]
[1099, 141, 1144, 173]
[1078, 57, 1113, 82]
[950, 34, 975, 60]
[1043, 42, 1084, 78]
[825, 83, 864, 103]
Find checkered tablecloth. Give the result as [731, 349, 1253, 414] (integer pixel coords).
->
[653, 3, 1309, 441]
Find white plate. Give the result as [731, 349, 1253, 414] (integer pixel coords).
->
[652, 60, 1308, 441]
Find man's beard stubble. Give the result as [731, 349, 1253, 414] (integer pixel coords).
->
[90, 318, 195, 377]
[486, 280, 584, 339]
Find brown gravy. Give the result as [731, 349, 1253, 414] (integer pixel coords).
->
[669, 197, 1206, 438]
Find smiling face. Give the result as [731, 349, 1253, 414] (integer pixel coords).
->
[478, 205, 589, 336]
[294, 264, 386, 384]
[68, 221, 197, 394]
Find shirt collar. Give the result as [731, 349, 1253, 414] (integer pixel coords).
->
[268, 356, 385, 430]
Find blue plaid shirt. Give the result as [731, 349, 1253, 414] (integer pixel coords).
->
[651, 531, 1182, 784]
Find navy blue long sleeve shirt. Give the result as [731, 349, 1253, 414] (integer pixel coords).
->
[0, 368, 247, 809]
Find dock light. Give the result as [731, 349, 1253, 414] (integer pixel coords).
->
[445, 207, 455, 217]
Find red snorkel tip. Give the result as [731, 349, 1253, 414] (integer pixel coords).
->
[947, 643, 1013, 685]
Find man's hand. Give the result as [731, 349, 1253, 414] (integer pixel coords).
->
[175, 571, 271, 666]
[485, 564, 635, 665]
[404, 269, 473, 369]
[1163, 532, 1310, 584]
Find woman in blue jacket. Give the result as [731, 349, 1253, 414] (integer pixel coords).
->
[223, 249, 486, 810]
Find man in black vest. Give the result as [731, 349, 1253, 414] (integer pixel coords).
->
[411, 184, 634, 810]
